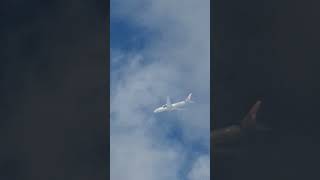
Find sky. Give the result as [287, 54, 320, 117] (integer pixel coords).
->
[110, 0, 210, 180]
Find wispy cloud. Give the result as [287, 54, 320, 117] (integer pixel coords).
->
[188, 155, 210, 180]
[111, 0, 210, 179]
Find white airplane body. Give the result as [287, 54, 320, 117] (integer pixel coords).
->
[153, 93, 194, 113]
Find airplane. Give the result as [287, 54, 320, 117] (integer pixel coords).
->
[211, 100, 271, 149]
[153, 93, 194, 113]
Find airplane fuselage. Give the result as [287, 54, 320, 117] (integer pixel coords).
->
[212, 125, 242, 145]
[154, 100, 188, 113]
[212, 125, 260, 146]
[172, 101, 186, 108]
[212, 124, 272, 156]
[154, 93, 193, 113]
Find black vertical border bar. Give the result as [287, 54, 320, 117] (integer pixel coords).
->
[106, 0, 110, 178]
[0, 0, 110, 179]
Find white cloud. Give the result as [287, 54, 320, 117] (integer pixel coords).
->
[111, 0, 210, 179]
[187, 155, 210, 180]
[111, 131, 184, 180]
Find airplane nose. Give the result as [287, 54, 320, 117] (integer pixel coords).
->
[154, 109, 159, 113]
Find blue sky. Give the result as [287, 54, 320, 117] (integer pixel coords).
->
[110, 1, 210, 180]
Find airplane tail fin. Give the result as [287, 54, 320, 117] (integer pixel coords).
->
[240, 100, 262, 130]
[185, 93, 194, 103]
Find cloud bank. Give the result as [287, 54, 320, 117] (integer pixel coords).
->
[111, 0, 210, 179]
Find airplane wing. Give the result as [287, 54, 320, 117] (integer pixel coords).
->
[166, 96, 172, 108]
